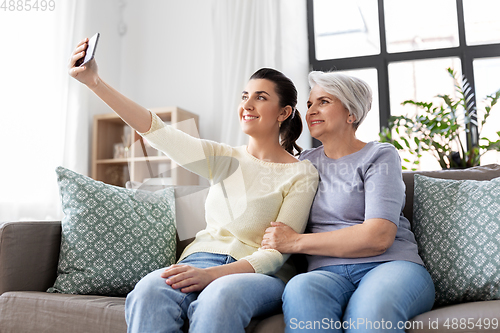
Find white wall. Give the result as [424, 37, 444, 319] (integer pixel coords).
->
[83, 1, 124, 117]
[119, 0, 215, 141]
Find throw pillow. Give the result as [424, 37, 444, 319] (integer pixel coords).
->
[48, 166, 176, 296]
[413, 174, 500, 306]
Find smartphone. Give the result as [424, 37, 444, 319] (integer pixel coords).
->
[77, 33, 100, 67]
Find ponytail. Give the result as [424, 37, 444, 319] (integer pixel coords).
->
[280, 109, 303, 156]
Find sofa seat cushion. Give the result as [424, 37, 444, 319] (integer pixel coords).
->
[408, 300, 500, 332]
[0, 291, 126, 333]
[247, 314, 285, 332]
[0, 291, 276, 333]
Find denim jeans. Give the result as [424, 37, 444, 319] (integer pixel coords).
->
[125, 252, 285, 333]
[283, 260, 435, 333]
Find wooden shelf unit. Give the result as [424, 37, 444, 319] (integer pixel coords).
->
[92, 107, 200, 187]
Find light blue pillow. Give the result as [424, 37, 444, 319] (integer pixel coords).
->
[413, 174, 500, 306]
[48, 166, 176, 296]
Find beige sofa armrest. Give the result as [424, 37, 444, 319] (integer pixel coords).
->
[0, 221, 61, 294]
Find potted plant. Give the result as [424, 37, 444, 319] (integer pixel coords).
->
[379, 68, 500, 170]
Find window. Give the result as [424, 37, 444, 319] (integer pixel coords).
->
[463, 0, 500, 45]
[384, 0, 459, 53]
[307, 0, 500, 167]
[313, 0, 380, 60]
[473, 57, 500, 165]
[388, 57, 462, 117]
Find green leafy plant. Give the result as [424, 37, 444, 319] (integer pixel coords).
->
[379, 68, 500, 170]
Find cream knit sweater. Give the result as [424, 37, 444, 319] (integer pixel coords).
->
[138, 111, 318, 277]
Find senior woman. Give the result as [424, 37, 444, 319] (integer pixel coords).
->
[261, 71, 435, 332]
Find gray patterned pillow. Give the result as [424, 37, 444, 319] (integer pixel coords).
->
[48, 166, 176, 296]
[413, 174, 500, 306]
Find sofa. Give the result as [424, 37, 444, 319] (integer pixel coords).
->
[1, 164, 500, 333]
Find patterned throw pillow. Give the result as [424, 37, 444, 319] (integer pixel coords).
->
[48, 166, 176, 296]
[413, 174, 500, 306]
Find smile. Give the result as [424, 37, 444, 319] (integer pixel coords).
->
[243, 115, 259, 121]
[310, 120, 324, 126]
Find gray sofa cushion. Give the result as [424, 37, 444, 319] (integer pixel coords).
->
[0, 221, 61, 294]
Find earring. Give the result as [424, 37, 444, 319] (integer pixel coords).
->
[278, 121, 282, 128]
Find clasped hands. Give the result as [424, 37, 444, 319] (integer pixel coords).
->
[260, 221, 300, 254]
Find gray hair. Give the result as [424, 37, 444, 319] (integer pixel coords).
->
[308, 71, 372, 129]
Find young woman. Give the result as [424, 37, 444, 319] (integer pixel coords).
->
[261, 71, 435, 333]
[68, 37, 318, 333]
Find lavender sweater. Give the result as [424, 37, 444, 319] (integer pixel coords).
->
[299, 142, 424, 271]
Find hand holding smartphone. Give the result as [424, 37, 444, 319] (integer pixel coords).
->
[76, 33, 100, 67]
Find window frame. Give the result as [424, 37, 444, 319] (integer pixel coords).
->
[307, 0, 500, 146]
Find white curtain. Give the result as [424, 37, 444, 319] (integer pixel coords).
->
[0, 1, 89, 222]
[212, 0, 311, 148]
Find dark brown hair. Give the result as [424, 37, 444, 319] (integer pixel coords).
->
[250, 68, 303, 156]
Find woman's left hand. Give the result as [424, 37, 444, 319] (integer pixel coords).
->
[160, 264, 216, 293]
[261, 221, 300, 253]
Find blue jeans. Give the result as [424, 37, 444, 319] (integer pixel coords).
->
[125, 252, 285, 333]
[283, 260, 435, 333]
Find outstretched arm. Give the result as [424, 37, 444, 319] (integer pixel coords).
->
[69, 37, 151, 133]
